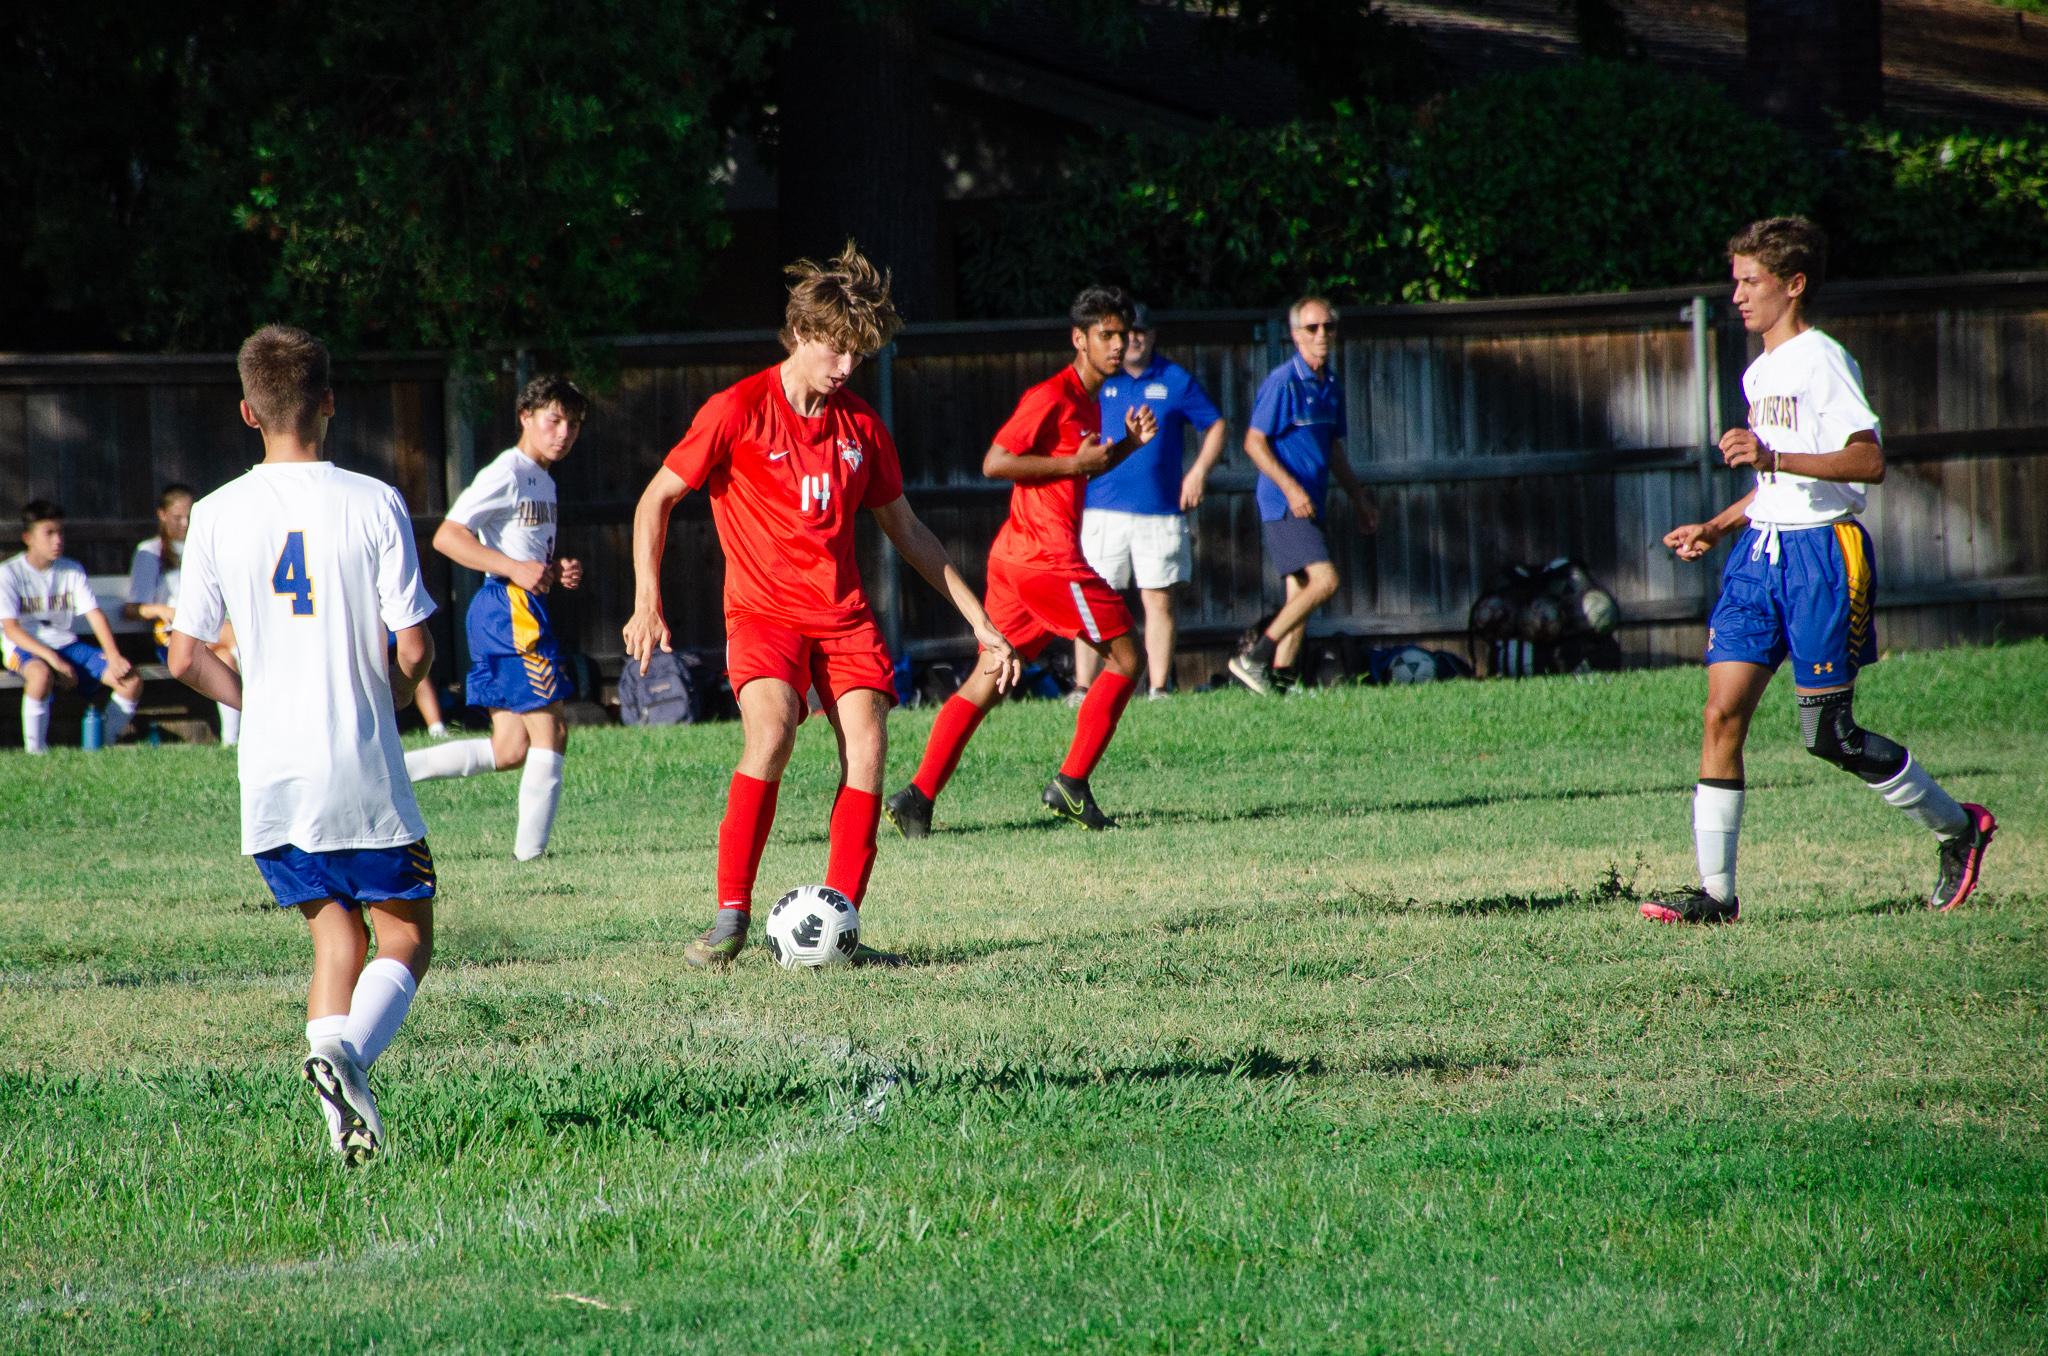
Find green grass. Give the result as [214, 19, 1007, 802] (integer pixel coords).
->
[4, 642, 2045, 1353]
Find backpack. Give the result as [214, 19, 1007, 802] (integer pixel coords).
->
[617, 649, 698, 726]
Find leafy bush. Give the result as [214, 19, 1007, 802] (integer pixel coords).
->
[1825, 123, 2048, 278]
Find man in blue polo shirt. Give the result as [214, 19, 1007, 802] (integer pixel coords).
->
[1075, 303, 1227, 698]
[1229, 295, 1378, 696]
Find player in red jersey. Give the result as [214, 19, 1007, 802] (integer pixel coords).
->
[884, 285, 1158, 837]
[624, 242, 1020, 967]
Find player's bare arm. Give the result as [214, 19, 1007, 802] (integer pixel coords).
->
[167, 630, 242, 708]
[1328, 439, 1379, 533]
[869, 495, 1021, 694]
[388, 623, 434, 710]
[432, 519, 556, 594]
[1, 618, 75, 679]
[1721, 427, 1885, 484]
[623, 464, 690, 672]
[1181, 418, 1229, 510]
[1664, 488, 1759, 561]
[1242, 427, 1315, 519]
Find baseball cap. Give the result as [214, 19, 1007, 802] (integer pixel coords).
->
[1129, 301, 1152, 332]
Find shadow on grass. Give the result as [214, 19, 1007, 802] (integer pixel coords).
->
[946, 1045, 1322, 1090]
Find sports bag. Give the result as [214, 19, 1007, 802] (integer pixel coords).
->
[617, 649, 698, 726]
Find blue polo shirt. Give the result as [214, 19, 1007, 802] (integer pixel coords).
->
[1249, 353, 1347, 522]
[1086, 355, 1223, 517]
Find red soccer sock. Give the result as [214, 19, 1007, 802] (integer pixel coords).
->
[824, 785, 882, 909]
[715, 772, 780, 910]
[1060, 669, 1137, 780]
[911, 695, 991, 801]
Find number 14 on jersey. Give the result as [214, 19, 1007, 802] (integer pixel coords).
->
[273, 531, 315, 615]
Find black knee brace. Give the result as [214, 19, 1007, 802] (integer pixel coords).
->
[1797, 689, 1907, 783]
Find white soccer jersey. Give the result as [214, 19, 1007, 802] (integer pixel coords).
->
[128, 537, 180, 609]
[446, 448, 558, 572]
[173, 462, 435, 855]
[0, 553, 98, 655]
[1743, 328, 1881, 527]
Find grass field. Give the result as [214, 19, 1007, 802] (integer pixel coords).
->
[4, 641, 2044, 1353]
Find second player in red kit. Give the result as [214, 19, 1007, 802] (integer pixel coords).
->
[625, 243, 1019, 967]
[886, 286, 1158, 837]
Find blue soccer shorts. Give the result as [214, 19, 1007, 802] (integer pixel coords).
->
[4, 639, 111, 696]
[254, 840, 437, 909]
[1705, 520, 1878, 683]
[464, 576, 567, 712]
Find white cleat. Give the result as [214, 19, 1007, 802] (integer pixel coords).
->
[303, 1039, 383, 1164]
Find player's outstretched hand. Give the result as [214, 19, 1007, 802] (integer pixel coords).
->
[1663, 522, 1718, 562]
[623, 606, 672, 675]
[974, 625, 1022, 694]
[1125, 404, 1158, 445]
[557, 557, 584, 590]
[1719, 428, 1769, 470]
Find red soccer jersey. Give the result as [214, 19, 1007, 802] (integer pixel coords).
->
[664, 366, 905, 634]
[987, 365, 1098, 575]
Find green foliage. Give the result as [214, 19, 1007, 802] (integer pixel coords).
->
[960, 107, 1421, 315]
[2, 1, 770, 354]
[962, 64, 1817, 315]
[1407, 61, 1816, 297]
[1825, 122, 2048, 278]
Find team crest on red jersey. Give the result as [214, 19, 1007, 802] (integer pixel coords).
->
[837, 437, 864, 472]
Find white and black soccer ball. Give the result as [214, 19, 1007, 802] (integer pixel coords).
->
[1387, 646, 1438, 684]
[764, 885, 860, 969]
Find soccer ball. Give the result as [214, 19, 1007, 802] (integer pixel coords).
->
[1387, 646, 1438, 684]
[764, 885, 860, 969]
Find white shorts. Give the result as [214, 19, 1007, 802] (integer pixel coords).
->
[1080, 508, 1192, 591]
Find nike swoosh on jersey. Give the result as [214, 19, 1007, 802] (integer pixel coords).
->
[768, 449, 791, 461]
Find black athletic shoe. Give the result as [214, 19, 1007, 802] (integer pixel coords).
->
[683, 909, 749, 967]
[1228, 645, 1275, 696]
[1043, 773, 1117, 831]
[1930, 803, 1997, 912]
[884, 785, 934, 840]
[1639, 887, 1740, 925]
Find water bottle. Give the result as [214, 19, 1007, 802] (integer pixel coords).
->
[81, 705, 104, 751]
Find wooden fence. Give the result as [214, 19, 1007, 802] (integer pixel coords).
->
[4, 273, 2044, 692]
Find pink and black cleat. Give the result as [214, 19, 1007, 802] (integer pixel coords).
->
[1639, 887, 1740, 925]
[1930, 803, 1997, 912]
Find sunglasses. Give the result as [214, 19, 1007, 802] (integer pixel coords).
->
[1296, 322, 1337, 333]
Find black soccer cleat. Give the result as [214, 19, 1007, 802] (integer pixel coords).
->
[884, 785, 934, 840]
[1930, 803, 1997, 912]
[683, 909, 749, 968]
[1043, 773, 1118, 831]
[1639, 887, 1740, 925]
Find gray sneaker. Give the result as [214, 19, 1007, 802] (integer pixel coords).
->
[1227, 650, 1275, 696]
[303, 1039, 381, 1163]
[683, 908, 750, 967]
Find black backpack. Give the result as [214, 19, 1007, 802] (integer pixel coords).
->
[618, 650, 698, 726]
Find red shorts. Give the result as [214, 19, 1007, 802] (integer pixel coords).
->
[725, 612, 895, 717]
[983, 555, 1132, 660]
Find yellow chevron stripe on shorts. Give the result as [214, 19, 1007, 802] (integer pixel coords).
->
[507, 584, 543, 656]
[1836, 523, 1872, 653]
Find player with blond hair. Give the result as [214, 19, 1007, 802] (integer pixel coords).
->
[1644, 217, 1995, 924]
[625, 242, 1019, 966]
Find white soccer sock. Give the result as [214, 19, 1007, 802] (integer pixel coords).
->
[219, 703, 241, 746]
[405, 737, 496, 782]
[22, 695, 50, 753]
[103, 693, 139, 744]
[1871, 753, 1970, 839]
[514, 748, 566, 861]
[341, 956, 418, 1069]
[1694, 782, 1745, 903]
